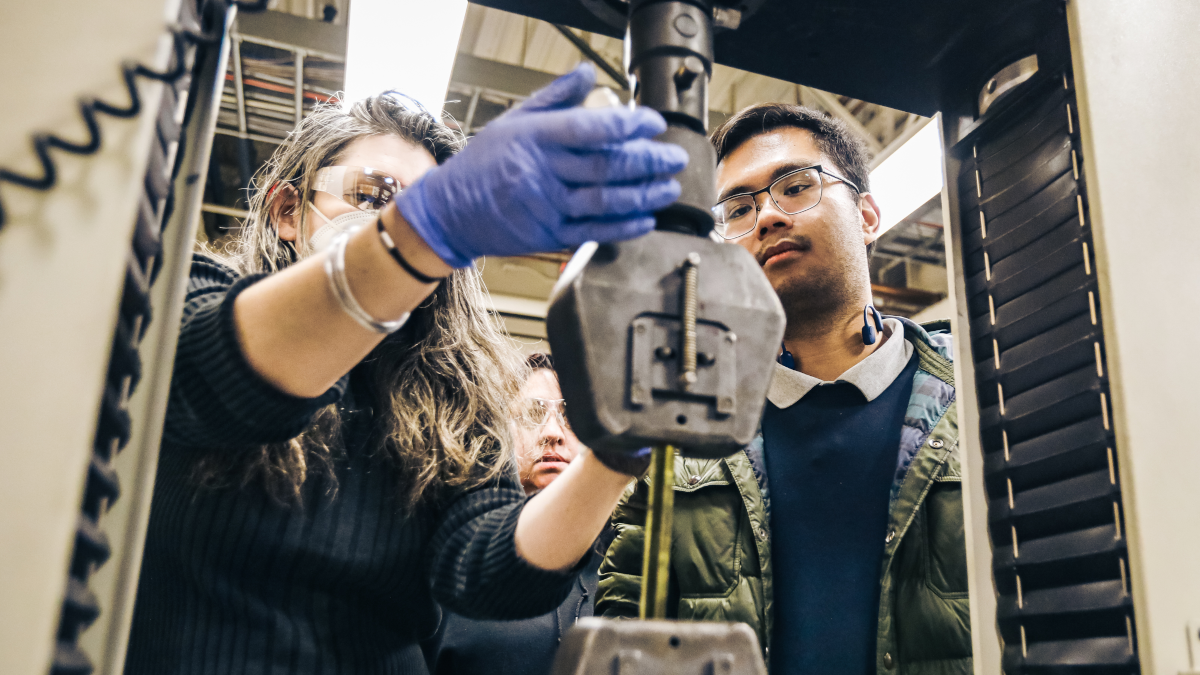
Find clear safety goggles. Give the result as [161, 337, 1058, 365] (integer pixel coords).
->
[312, 165, 401, 211]
[516, 398, 571, 430]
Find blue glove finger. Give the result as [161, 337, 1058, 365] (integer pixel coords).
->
[533, 107, 668, 149]
[556, 217, 657, 248]
[510, 63, 596, 115]
[562, 179, 682, 220]
[548, 140, 689, 185]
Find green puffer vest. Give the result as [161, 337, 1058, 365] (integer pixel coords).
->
[597, 320, 971, 675]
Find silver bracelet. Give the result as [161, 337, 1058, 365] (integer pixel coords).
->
[324, 230, 410, 334]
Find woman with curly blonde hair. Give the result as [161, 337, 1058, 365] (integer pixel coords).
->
[124, 65, 686, 674]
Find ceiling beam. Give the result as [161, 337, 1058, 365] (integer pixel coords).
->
[449, 53, 558, 100]
[801, 85, 884, 154]
[551, 24, 628, 89]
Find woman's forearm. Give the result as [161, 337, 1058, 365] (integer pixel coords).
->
[514, 451, 634, 571]
[233, 206, 452, 398]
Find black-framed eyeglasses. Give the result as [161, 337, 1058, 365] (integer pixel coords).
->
[712, 165, 861, 240]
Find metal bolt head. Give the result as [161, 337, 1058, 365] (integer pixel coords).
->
[725, 333, 737, 343]
[673, 12, 698, 37]
[680, 371, 698, 385]
[686, 251, 702, 266]
[986, 78, 997, 94]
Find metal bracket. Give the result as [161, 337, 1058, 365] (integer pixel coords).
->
[629, 315, 736, 416]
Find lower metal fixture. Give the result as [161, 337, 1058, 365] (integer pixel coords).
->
[551, 618, 767, 675]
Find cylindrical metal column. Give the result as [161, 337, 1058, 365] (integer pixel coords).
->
[628, 0, 717, 237]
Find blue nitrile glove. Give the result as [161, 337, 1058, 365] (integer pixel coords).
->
[396, 63, 687, 267]
[592, 446, 654, 477]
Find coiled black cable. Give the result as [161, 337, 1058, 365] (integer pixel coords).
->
[33, 2, 268, 672]
[0, 0, 269, 230]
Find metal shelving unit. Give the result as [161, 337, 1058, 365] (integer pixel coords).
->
[202, 23, 345, 235]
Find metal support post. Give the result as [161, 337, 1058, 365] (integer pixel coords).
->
[293, 50, 305, 124]
[232, 35, 247, 135]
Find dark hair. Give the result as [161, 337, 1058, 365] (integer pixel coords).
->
[710, 103, 876, 256]
[526, 352, 554, 372]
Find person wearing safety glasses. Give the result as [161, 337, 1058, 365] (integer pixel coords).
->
[123, 64, 685, 675]
[426, 353, 610, 675]
[511, 353, 587, 495]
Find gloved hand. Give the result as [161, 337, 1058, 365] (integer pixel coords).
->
[591, 446, 654, 477]
[397, 63, 687, 267]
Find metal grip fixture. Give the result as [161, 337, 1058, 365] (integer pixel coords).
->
[679, 252, 700, 386]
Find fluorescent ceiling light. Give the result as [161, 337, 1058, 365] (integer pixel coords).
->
[869, 119, 945, 235]
[344, 0, 469, 116]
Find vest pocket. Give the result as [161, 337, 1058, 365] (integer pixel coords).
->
[924, 479, 969, 597]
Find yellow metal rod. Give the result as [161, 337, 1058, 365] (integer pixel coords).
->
[639, 444, 677, 619]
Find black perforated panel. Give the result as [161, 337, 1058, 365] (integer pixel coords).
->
[954, 71, 1138, 674]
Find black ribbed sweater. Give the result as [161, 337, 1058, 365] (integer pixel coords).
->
[124, 257, 581, 675]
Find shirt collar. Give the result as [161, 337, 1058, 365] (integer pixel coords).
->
[766, 318, 915, 409]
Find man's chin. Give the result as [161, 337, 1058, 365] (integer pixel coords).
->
[772, 269, 847, 318]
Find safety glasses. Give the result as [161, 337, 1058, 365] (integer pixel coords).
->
[516, 398, 571, 430]
[312, 166, 401, 211]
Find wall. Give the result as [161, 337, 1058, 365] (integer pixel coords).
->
[1068, 2, 1200, 672]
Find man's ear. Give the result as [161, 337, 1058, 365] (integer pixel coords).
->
[859, 193, 883, 246]
[269, 183, 301, 242]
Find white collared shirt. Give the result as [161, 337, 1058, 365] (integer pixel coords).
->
[766, 318, 914, 409]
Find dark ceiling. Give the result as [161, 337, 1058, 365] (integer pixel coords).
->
[470, 0, 1065, 116]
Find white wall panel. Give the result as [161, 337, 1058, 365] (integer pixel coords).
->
[1068, 1, 1200, 672]
[0, 0, 179, 672]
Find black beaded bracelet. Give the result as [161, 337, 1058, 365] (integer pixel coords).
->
[376, 217, 448, 285]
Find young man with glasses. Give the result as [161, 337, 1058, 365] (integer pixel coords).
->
[427, 353, 606, 675]
[598, 104, 969, 675]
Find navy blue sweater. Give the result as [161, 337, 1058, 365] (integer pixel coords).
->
[124, 257, 581, 675]
[761, 353, 918, 675]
